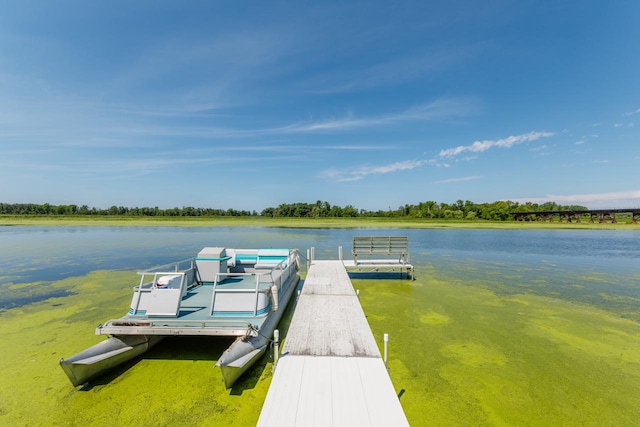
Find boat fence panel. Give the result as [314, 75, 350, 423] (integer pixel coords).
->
[145, 288, 183, 316]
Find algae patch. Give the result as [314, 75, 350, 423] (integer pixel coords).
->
[419, 311, 450, 325]
[3, 245, 640, 426]
[440, 342, 507, 366]
[0, 270, 277, 427]
[358, 265, 640, 426]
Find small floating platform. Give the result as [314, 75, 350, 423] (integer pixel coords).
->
[342, 236, 414, 279]
[257, 260, 409, 426]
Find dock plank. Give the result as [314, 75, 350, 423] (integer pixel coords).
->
[302, 260, 356, 296]
[283, 294, 380, 357]
[283, 260, 379, 357]
[258, 260, 408, 426]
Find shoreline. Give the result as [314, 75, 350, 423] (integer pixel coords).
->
[1, 215, 637, 230]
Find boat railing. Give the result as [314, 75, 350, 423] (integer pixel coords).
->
[137, 258, 196, 275]
[130, 258, 198, 316]
[257, 253, 296, 295]
[208, 254, 295, 318]
[135, 258, 198, 288]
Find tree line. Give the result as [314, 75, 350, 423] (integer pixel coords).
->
[0, 203, 257, 217]
[261, 200, 587, 221]
[0, 200, 587, 221]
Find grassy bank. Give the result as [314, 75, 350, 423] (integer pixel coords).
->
[1, 215, 637, 229]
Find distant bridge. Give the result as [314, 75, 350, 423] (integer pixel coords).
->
[511, 209, 640, 224]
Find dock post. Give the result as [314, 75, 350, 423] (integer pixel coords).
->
[273, 329, 280, 372]
[338, 246, 343, 261]
[384, 333, 389, 368]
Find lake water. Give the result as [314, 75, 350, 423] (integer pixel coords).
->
[1, 226, 639, 426]
[2, 226, 639, 316]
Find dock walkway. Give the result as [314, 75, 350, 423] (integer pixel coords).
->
[257, 260, 409, 426]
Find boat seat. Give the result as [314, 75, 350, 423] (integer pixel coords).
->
[256, 249, 289, 268]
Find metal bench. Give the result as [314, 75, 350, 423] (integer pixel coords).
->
[352, 236, 409, 265]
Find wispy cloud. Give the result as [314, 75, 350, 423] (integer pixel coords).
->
[438, 131, 555, 157]
[614, 122, 634, 128]
[1, 96, 480, 145]
[273, 97, 479, 134]
[303, 44, 484, 95]
[625, 108, 640, 116]
[319, 130, 555, 182]
[435, 175, 482, 184]
[530, 144, 549, 152]
[574, 140, 585, 145]
[319, 159, 427, 182]
[0, 142, 320, 180]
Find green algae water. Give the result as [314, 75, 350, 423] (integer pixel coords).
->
[1, 226, 639, 426]
[356, 271, 640, 425]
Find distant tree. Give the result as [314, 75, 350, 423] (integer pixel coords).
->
[343, 205, 358, 217]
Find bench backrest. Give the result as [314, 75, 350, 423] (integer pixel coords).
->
[352, 236, 409, 262]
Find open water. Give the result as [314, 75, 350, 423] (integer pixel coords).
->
[2, 226, 639, 314]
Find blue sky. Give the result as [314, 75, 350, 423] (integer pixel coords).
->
[1, 1, 639, 211]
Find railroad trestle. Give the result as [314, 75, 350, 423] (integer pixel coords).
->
[512, 209, 640, 224]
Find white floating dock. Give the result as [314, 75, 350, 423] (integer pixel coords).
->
[340, 236, 414, 279]
[257, 260, 409, 426]
[342, 259, 414, 279]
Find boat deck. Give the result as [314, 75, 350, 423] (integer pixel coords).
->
[257, 260, 409, 426]
[99, 274, 278, 337]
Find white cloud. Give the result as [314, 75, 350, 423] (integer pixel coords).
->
[435, 175, 482, 184]
[319, 130, 555, 182]
[613, 122, 634, 128]
[319, 159, 427, 182]
[625, 108, 640, 116]
[301, 42, 486, 95]
[274, 97, 479, 134]
[574, 140, 585, 145]
[438, 131, 555, 157]
[530, 144, 548, 152]
[0, 97, 477, 142]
